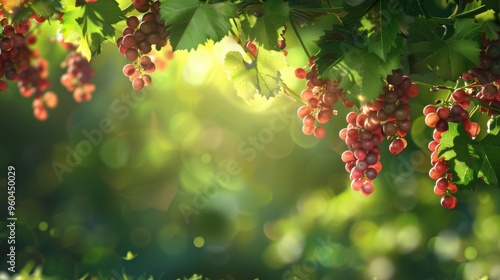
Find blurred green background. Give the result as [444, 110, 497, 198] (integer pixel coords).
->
[1, 2, 500, 279]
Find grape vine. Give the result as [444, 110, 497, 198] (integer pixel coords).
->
[0, 0, 499, 209]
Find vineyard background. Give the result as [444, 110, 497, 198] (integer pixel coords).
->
[0, 0, 499, 279]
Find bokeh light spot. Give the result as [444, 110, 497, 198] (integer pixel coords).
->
[464, 246, 478, 260]
[434, 230, 461, 260]
[367, 257, 394, 280]
[99, 136, 129, 169]
[39, 221, 48, 231]
[193, 236, 205, 248]
[201, 153, 212, 164]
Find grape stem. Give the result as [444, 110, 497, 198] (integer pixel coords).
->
[412, 81, 440, 90]
[279, 81, 307, 105]
[289, 16, 311, 59]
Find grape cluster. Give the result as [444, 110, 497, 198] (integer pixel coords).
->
[461, 38, 500, 117]
[295, 56, 346, 138]
[339, 112, 382, 196]
[117, 0, 170, 90]
[339, 70, 419, 196]
[423, 99, 480, 209]
[60, 51, 96, 103]
[0, 19, 32, 86]
[0, 16, 59, 120]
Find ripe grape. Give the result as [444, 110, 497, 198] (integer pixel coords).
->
[440, 195, 457, 209]
[313, 126, 326, 138]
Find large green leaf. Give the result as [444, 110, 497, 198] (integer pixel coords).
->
[438, 122, 500, 191]
[159, 0, 238, 50]
[408, 18, 481, 81]
[224, 49, 287, 100]
[241, 0, 290, 50]
[336, 39, 402, 103]
[61, 0, 124, 60]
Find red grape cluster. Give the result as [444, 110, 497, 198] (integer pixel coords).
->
[295, 56, 348, 138]
[0, 16, 59, 121]
[0, 18, 32, 87]
[339, 70, 420, 196]
[461, 38, 500, 117]
[60, 51, 96, 103]
[118, 0, 170, 90]
[423, 99, 480, 209]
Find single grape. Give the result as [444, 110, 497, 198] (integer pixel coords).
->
[302, 125, 314, 135]
[132, 77, 145, 90]
[123, 64, 136, 76]
[294, 67, 307, 79]
[297, 106, 311, 118]
[313, 126, 326, 138]
[440, 195, 457, 209]
[389, 138, 405, 155]
[360, 180, 374, 196]
[127, 16, 140, 29]
[365, 168, 377, 180]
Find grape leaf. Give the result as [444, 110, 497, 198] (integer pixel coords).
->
[342, 0, 377, 31]
[288, 0, 338, 27]
[11, 0, 62, 22]
[438, 122, 500, 191]
[315, 25, 356, 75]
[241, 0, 290, 50]
[408, 18, 481, 81]
[366, 0, 402, 61]
[61, 0, 124, 60]
[336, 39, 402, 103]
[159, 0, 238, 51]
[223, 49, 287, 100]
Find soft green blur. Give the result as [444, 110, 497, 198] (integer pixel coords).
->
[0, 11, 499, 280]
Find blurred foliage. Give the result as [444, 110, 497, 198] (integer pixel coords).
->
[0, 1, 499, 280]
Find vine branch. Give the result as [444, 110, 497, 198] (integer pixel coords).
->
[289, 16, 311, 59]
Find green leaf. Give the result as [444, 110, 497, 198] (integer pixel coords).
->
[315, 25, 356, 75]
[439, 122, 500, 191]
[241, 0, 290, 50]
[342, 0, 377, 31]
[408, 18, 481, 81]
[61, 0, 124, 60]
[366, 0, 402, 61]
[159, 0, 238, 51]
[337, 39, 402, 103]
[11, 0, 62, 22]
[224, 49, 287, 100]
[288, 0, 339, 27]
[476, 9, 500, 41]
